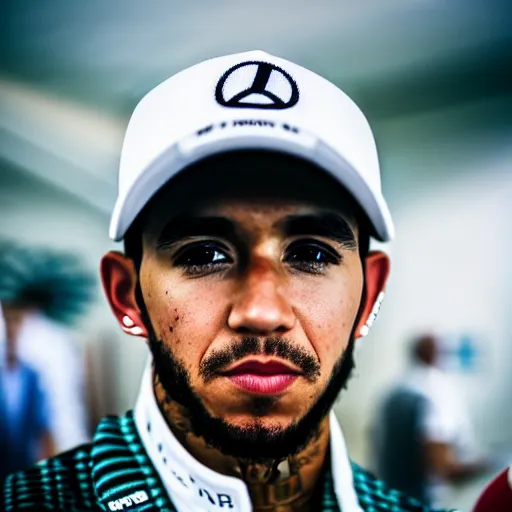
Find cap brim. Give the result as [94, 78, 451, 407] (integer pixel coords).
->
[110, 121, 394, 242]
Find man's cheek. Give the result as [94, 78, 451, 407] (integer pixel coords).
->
[158, 306, 217, 363]
[315, 301, 357, 365]
[145, 297, 182, 338]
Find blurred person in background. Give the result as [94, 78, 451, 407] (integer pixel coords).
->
[17, 306, 91, 452]
[373, 334, 489, 507]
[3, 51, 457, 512]
[0, 300, 54, 482]
[0, 242, 96, 482]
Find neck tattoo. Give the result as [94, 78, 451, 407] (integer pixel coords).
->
[154, 377, 330, 512]
[236, 453, 321, 511]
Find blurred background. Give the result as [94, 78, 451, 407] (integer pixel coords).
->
[0, 0, 511, 508]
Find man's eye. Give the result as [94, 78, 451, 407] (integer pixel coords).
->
[284, 241, 341, 274]
[173, 243, 232, 274]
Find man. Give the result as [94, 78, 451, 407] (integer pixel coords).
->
[374, 334, 487, 507]
[3, 51, 456, 511]
[0, 302, 54, 483]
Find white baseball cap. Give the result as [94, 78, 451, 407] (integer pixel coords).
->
[110, 50, 394, 242]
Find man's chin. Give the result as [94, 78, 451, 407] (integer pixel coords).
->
[203, 390, 313, 420]
[218, 412, 300, 434]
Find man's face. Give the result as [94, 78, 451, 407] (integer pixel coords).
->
[132, 153, 366, 458]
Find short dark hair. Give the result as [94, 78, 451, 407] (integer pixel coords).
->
[124, 211, 147, 272]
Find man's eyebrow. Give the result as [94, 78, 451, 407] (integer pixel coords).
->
[278, 212, 357, 249]
[156, 215, 237, 248]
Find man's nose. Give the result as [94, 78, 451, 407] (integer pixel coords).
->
[227, 258, 296, 336]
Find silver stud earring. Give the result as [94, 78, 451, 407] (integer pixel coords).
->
[122, 316, 144, 336]
[360, 292, 385, 337]
[122, 315, 135, 327]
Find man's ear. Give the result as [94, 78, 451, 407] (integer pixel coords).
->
[355, 251, 390, 339]
[100, 251, 149, 338]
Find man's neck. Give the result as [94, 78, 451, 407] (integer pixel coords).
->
[153, 378, 330, 512]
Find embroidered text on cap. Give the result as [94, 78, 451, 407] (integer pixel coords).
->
[215, 61, 299, 110]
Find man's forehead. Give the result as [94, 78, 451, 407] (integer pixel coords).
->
[146, 194, 358, 238]
[152, 194, 354, 218]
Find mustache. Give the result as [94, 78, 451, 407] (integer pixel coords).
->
[199, 337, 321, 383]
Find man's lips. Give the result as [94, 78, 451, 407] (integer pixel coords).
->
[222, 360, 301, 376]
[221, 360, 301, 394]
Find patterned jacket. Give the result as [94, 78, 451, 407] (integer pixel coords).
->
[3, 412, 457, 512]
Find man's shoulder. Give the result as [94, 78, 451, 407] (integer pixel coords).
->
[2, 412, 171, 512]
[351, 462, 459, 512]
[3, 443, 96, 511]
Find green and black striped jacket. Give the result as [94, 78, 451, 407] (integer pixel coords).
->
[3, 412, 456, 512]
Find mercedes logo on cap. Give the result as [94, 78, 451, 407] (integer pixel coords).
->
[215, 61, 299, 110]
